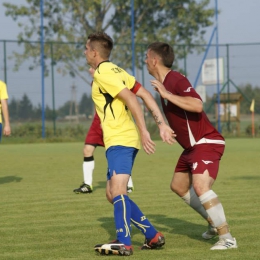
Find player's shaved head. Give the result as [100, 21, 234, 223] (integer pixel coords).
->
[147, 42, 174, 68]
[88, 32, 113, 59]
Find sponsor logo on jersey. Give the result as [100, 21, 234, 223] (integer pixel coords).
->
[202, 160, 213, 164]
[184, 86, 192, 92]
[192, 162, 198, 170]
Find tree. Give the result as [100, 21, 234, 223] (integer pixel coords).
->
[17, 94, 34, 119]
[45, 104, 55, 120]
[8, 97, 19, 120]
[239, 84, 260, 114]
[78, 93, 93, 117]
[33, 104, 42, 119]
[57, 101, 71, 117]
[3, 0, 215, 83]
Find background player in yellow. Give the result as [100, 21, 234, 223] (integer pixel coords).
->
[0, 80, 11, 141]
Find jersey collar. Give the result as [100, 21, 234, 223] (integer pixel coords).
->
[96, 60, 110, 73]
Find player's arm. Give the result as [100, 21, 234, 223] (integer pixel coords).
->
[151, 79, 203, 113]
[1, 98, 11, 136]
[133, 84, 176, 145]
[117, 88, 155, 155]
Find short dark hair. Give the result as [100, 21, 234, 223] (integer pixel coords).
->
[88, 32, 113, 59]
[147, 42, 174, 68]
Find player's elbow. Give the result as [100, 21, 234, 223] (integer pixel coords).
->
[195, 103, 203, 113]
[192, 99, 203, 113]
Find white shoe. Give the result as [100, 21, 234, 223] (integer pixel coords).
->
[202, 226, 218, 240]
[127, 186, 134, 193]
[210, 238, 237, 250]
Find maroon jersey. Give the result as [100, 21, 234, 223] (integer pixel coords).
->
[162, 71, 225, 150]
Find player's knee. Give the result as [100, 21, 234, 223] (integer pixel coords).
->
[170, 182, 180, 194]
[106, 192, 113, 204]
[83, 145, 94, 157]
[192, 182, 209, 197]
[170, 181, 190, 197]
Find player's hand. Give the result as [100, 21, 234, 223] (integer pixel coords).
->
[159, 124, 176, 145]
[151, 79, 169, 99]
[140, 130, 155, 155]
[3, 125, 11, 136]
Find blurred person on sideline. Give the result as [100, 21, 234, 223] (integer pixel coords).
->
[145, 42, 237, 250]
[84, 32, 175, 256]
[0, 80, 11, 141]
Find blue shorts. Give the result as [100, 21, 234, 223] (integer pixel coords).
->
[106, 146, 138, 181]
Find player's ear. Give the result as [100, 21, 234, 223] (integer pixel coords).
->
[92, 49, 97, 57]
[152, 56, 157, 66]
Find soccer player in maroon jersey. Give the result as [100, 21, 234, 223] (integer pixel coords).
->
[145, 42, 237, 250]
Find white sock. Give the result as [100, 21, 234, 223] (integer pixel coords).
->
[199, 190, 233, 240]
[127, 176, 134, 188]
[83, 160, 94, 186]
[181, 186, 208, 220]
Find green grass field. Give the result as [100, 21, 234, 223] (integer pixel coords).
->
[1, 139, 259, 259]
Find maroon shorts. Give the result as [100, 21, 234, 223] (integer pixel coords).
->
[85, 113, 104, 147]
[175, 144, 225, 180]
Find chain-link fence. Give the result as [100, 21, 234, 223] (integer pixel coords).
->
[0, 40, 259, 139]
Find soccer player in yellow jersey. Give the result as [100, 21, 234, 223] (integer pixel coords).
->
[0, 80, 11, 141]
[84, 32, 175, 256]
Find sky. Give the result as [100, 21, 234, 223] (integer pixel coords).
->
[0, 0, 260, 107]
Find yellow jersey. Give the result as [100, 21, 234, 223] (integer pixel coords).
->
[0, 80, 9, 124]
[92, 61, 140, 150]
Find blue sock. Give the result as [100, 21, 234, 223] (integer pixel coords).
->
[113, 194, 131, 246]
[129, 198, 157, 239]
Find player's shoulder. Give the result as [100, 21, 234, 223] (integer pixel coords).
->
[169, 70, 187, 80]
[165, 70, 189, 85]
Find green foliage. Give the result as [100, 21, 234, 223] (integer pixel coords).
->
[8, 97, 19, 120]
[245, 123, 259, 136]
[8, 94, 36, 120]
[56, 100, 71, 117]
[3, 0, 215, 81]
[1, 140, 260, 259]
[78, 92, 93, 117]
[4, 121, 159, 144]
[239, 84, 260, 114]
[10, 123, 87, 143]
[18, 94, 33, 119]
[7, 93, 93, 121]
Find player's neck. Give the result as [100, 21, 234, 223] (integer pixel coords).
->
[94, 57, 108, 69]
[156, 68, 171, 83]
